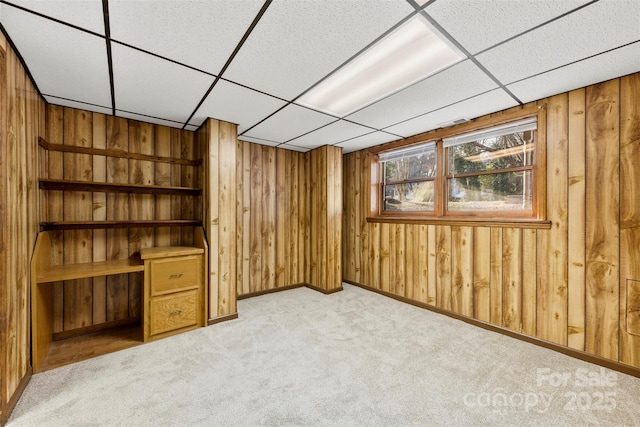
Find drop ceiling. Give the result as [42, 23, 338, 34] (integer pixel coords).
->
[1, 0, 638, 153]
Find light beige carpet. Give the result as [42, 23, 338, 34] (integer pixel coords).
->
[8, 284, 640, 426]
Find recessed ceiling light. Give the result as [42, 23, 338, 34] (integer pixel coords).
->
[297, 15, 465, 117]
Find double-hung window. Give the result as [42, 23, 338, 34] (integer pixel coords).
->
[374, 114, 544, 222]
[443, 117, 537, 216]
[379, 142, 437, 213]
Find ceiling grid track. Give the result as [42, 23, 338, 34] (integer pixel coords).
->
[182, 0, 273, 130]
[102, 0, 116, 115]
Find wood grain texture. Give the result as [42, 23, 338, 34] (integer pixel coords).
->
[567, 88, 586, 350]
[619, 73, 640, 367]
[537, 93, 568, 346]
[585, 80, 620, 360]
[1, 37, 45, 419]
[342, 74, 640, 369]
[41, 107, 203, 331]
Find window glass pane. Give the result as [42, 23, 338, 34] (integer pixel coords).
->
[384, 145, 437, 182]
[448, 130, 535, 174]
[447, 170, 533, 212]
[384, 181, 435, 212]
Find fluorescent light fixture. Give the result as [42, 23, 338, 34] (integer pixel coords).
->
[297, 15, 465, 117]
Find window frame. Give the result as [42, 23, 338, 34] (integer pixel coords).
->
[368, 106, 549, 227]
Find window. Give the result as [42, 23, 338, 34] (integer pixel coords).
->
[444, 118, 536, 215]
[373, 114, 544, 222]
[379, 142, 437, 213]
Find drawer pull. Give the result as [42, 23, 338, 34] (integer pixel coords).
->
[169, 273, 184, 279]
[169, 309, 183, 316]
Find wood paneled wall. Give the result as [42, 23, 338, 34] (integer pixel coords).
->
[231, 142, 342, 297]
[198, 118, 237, 319]
[308, 145, 343, 292]
[343, 72, 640, 369]
[41, 105, 200, 333]
[234, 141, 307, 297]
[0, 34, 45, 424]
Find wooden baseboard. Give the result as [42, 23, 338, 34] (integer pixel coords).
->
[344, 280, 640, 379]
[52, 317, 138, 341]
[207, 312, 239, 326]
[237, 284, 304, 300]
[2, 366, 32, 425]
[304, 283, 343, 295]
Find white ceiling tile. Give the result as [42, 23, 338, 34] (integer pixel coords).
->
[278, 144, 311, 153]
[185, 125, 200, 132]
[112, 43, 213, 124]
[44, 96, 113, 116]
[1, 7, 111, 107]
[243, 104, 336, 143]
[346, 60, 497, 129]
[238, 136, 280, 147]
[508, 42, 640, 103]
[288, 120, 373, 149]
[115, 110, 184, 129]
[384, 89, 518, 138]
[191, 80, 287, 133]
[223, 0, 415, 100]
[109, 1, 263, 75]
[477, 1, 640, 84]
[427, 0, 591, 54]
[3, 0, 105, 35]
[334, 131, 401, 154]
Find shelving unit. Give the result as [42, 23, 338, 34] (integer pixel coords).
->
[32, 136, 207, 372]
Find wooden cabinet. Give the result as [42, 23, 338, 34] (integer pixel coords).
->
[141, 246, 206, 341]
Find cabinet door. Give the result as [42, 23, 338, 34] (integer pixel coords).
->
[149, 255, 198, 295]
[149, 290, 198, 335]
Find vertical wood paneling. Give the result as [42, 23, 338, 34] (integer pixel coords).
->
[275, 149, 288, 287]
[436, 226, 451, 310]
[537, 94, 569, 345]
[619, 73, 640, 367]
[289, 151, 300, 284]
[249, 143, 262, 294]
[217, 121, 237, 316]
[92, 113, 107, 324]
[106, 116, 130, 322]
[236, 140, 245, 295]
[502, 228, 522, 331]
[154, 126, 172, 247]
[128, 121, 154, 319]
[416, 225, 429, 303]
[46, 106, 64, 333]
[427, 224, 436, 305]
[205, 121, 219, 316]
[262, 146, 276, 290]
[1, 37, 44, 421]
[62, 108, 93, 330]
[473, 227, 491, 322]
[567, 88, 586, 350]
[341, 72, 640, 370]
[380, 223, 390, 293]
[490, 228, 503, 326]
[241, 142, 251, 293]
[585, 80, 620, 360]
[521, 229, 537, 336]
[451, 226, 473, 316]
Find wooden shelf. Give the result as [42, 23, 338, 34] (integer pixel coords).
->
[39, 137, 201, 166]
[40, 323, 142, 372]
[37, 258, 144, 283]
[40, 220, 202, 231]
[39, 179, 201, 196]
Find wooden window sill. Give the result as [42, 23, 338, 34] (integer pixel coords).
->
[367, 216, 551, 229]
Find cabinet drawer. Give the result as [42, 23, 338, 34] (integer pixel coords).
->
[150, 291, 198, 336]
[150, 256, 198, 295]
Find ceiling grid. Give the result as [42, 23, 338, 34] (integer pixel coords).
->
[0, 0, 638, 153]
